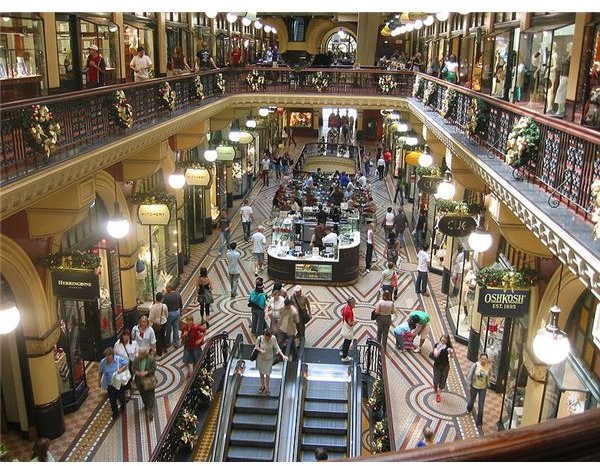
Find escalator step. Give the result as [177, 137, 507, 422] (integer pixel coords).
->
[303, 416, 347, 434]
[306, 387, 348, 401]
[300, 449, 347, 462]
[232, 412, 277, 429]
[304, 400, 348, 418]
[307, 380, 347, 392]
[302, 433, 347, 452]
[238, 380, 281, 396]
[230, 428, 275, 446]
[226, 445, 274, 462]
[235, 395, 278, 413]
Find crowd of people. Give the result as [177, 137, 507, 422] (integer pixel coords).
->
[377, 50, 461, 84]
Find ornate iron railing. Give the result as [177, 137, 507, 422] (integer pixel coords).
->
[150, 332, 232, 462]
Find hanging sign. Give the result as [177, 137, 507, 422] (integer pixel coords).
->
[437, 214, 477, 237]
[478, 287, 530, 318]
[52, 270, 100, 300]
[417, 175, 443, 194]
[216, 145, 235, 161]
[137, 204, 171, 225]
[185, 167, 211, 186]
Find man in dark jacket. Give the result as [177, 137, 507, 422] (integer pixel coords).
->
[394, 208, 409, 248]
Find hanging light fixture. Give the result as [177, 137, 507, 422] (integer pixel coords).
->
[226, 13, 238, 24]
[533, 305, 571, 365]
[391, 27, 401, 37]
[205, 11, 218, 19]
[246, 112, 257, 128]
[106, 180, 130, 239]
[264, 25, 272, 34]
[0, 302, 20, 334]
[405, 22, 414, 32]
[468, 213, 493, 252]
[254, 20, 263, 29]
[414, 19, 423, 30]
[436, 170, 455, 200]
[168, 169, 186, 189]
[258, 107, 269, 117]
[204, 122, 219, 162]
[436, 12, 450, 21]
[399, 25, 407, 34]
[204, 148, 218, 162]
[242, 16, 252, 27]
[271, 27, 277, 34]
[418, 145, 433, 168]
[228, 119, 241, 142]
[423, 15, 435, 26]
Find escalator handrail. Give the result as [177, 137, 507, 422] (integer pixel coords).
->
[282, 338, 305, 461]
[209, 333, 244, 462]
[272, 336, 294, 461]
[347, 341, 362, 458]
[292, 349, 309, 461]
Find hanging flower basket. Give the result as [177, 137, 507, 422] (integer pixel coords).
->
[412, 76, 425, 98]
[108, 90, 134, 128]
[194, 76, 205, 100]
[422, 81, 437, 106]
[475, 266, 539, 290]
[39, 249, 101, 270]
[591, 180, 600, 240]
[378, 74, 397, 94]
[22, 105, 62, 158]
[505, 117, 540, 169]
[465, 97, 488, 137]
[216, 73, 226, 94]
[176, 408, 198, 448]
[245, 70, 265, 92]
[132, 190, 176, 205]
[439, 88, 457, 118]
[159, 82, 177, 111]
[311, 71, 330, 92]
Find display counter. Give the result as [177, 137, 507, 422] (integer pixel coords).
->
[267, 214, 361, 285]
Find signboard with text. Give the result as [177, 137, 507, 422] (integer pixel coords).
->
[478, 287, 530, 318]
[137, 204, 171, 225]
[438, 214, 477, 237]
[52, 270, 100, 300]
[417, 176, 443, 194]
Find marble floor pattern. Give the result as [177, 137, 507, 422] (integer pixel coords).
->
[1, 138, 501, 461]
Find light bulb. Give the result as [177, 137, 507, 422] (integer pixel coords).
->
[204, 148, 218, 162]
[254, 20, 263, 29]
[229, 131, 241, 142]
[226, 13, 238, 24]
[414, 19, 423, 30]
[399, 25, 407, 34]
[246, 117, 257, 128]
[436, 171, 455, 200]
[391, 28, 401, 37]
[389, 112, 400, 120]
[468, 228, 493, 252]
[205, 11, 218, 19]
[396, 122, 409, 133]
[436, 12, 450, 21]
[405, 23, 414, 32]
[107, 208, 130, 239]
[403, 136, 418, 146]
[264, 25, 272, 33]
[0, 305, 20, 334]
[338, 28, 346, 39]
[258, 107, 269, 117]
[168, 172, 186, 189]
[533, 306, 571, 365]
[242, 17, 251, 27]
[418, 152, 433, 168]
[423, 15, 434, 26]
[271, 27, 277, 34]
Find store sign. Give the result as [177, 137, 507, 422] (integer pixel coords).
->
[185, 168, 211, 186]
[137, 204, 171, 225]
[478, 288, 530, 318]
[417, 175, 443, 194]
[438, 214, 477, 237]
[216, 145, 235, 161]
[52, 270, 100, 300]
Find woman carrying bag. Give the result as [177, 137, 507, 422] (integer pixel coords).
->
[254, 328, 287, 395]
[196, 267, 214, 327]
[431, 334, 454, 402]
[132, 346, 157, 422]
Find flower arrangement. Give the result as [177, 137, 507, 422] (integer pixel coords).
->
[132, 190, 176, 205]
[194, 75, 205, 100]
[108, 90, 134, 128]
[216, 73, 226, 94]
[475, 266, 539, 290]
[371, 419, 390, 454]
[415, 165, 442, 177]
[39, 249, 101, 270]
[591, 180, 600, 240]
[22, 105, 62, 157]
[366, 378, 384, 411]
[311, 71, 330, 92]
[422, 81, 437, 106]
[176, 408, 198, 447]
[159, 82, 177, 111]
[505, 117, 540, 168]
[378, 74, 397, 94]
[465, 97, 488, 137]
[192, 367, 214, 402]
[245, 70, 265, 92]
[412, 76, 425, 98]
[439, 88, 457, 119]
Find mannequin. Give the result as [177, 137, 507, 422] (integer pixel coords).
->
[553, 42, 572, 116]
[530, 51, 542, 97]
[546, 42, 559, 112]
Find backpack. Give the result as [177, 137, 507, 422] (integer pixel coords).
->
[136, 259, 145, 273]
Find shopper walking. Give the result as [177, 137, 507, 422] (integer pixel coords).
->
[416, 427, 436, 447]
[383, 206, 395, 237]
[377, 154, 385, 180]
[249, 278, 267, 336]
[131, 315, 157, 354]
[339, 297, 357, 362]
[363, 150, 372, 177]
[466, 353, 491, 427]
[380, 261, 398, 298]
[181, 316, 207, 378]
[394, 208, 408, 248]
[85, 45, 106, 88]
[277, 298, 300, 359]
[291, 285, 312, 340]
[415, 243, 431, 295]
[170, 46, 192, 75]
[196, 267, 214, 325]
[261, 154, 271, 186]
[217, 209, 231, 256]
[131, 346, 157, 422]
[240, 198, 254, 242]
[31, 437, 55, 462]
[98, 347, 129, 419]
[148, 292, 168, 356]
[252, 225, 267, 275]
[393, 174, 405, 205]
[383, 148, 392, 176]
[432, 334, 454, 402]
[254, 328, 287, 395]
[373, 290, 395, 351]
[365, 222, 375, 273]
[163, 283, 183, 348]
[227, 243, 241, 298]
[266, 282, 286, 334]
[408, 310, 431, 353]
[113, 329, 139, 399]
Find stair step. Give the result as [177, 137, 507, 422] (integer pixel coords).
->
[304, 400, 347, 418]
[302, 433, 347, 452]
[232, 412, 277, 430]
[226, 445, 274, 462]
[305, 386, 348, 401]
[303, 417, 347, 434]
[235, 395, 278, 413]
[230, 428, 275, 447]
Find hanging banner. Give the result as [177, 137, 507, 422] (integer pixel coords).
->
[52, 270, 100, 300]
[417, 175, 443, 194]
[438, 214, 477, 237]
[137, 204, 171, 225]
[478, 288, 530, 318]
[185, 167, 211, 186]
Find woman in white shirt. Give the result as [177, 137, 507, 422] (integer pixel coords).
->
[113, 329, 139, 399]
[131, 315, 156, 354]
[383, 207, 396, 236]
[266, 283, 286, 334]
[365, 222, 376, 272]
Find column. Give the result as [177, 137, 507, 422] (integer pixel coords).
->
[356, 13, 381, 68]
[226, 162, 233, 208]
[39, 13, 59, 90]
[112, 13, 126, 81]
[156, 13, 167, 76]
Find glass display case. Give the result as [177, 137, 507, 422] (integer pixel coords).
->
[499, 318, 528, 430]
[445, 237, 475, 343]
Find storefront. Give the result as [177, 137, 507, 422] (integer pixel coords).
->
[580, 17, 600, 129]
[123, 13, 157, 82]
[0, 13, 47, 101]
[165, 13, 192, 70]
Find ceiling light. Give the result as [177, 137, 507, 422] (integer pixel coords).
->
[436, 12, 450, 21]
[271, 27, 277, 34]
[254, 20, 263, 29]
[205, 11, 218, 19]
[0, 304, 20, 334]
[390, 28, 401, 37]
[468, 215, 493, 252]
[533, 306, 571, 365]
[405, 23, 414, 32]
[204, 148, 218, 162]
[264, 25, 272, 33]
[414, 19, 423, 30]
[246, 114, 257, 128]
[436, 170, 455, 200]
[242, 17, 251, 27]
[399, 25, 407, 34]
[106, 205, 130, 239]
[338, 28, 346, 39]
[168, 170, 186, 189]
[258, 107, 269, 117]
[228, 119, 241, 142]
[418, 146, 433, 168]
[423, 15, 434, 26]
[226, 13, 238, 24]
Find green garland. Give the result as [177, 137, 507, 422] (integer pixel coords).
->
[158, 82, 176, 111]
[422, 81, 437, 106]
[475, 266, 539, 289]
[22, 104, 62, 157]
[465, 97, 489, 137]
[192, 367, 214, 402]
[40, 249, 101, 270]
[216, 73, 226, 94]
[505, 117, 540, 168]
[371, 418, 390, 454]
[176, 408, 198, 447]
[132, 190, 176, 205]
[412, 76, 425, 99]
[107, 90, 134, 128]
[416, 165, 442, 177]
[439, 88, 458, 118]
[378, 74, 397, 94]
[435, 199, 481, 215]
[245, 70, 265, 91]
[194, 76, 205, 100]
[366, 377, 384, 411]
[311, 71, 330, 92]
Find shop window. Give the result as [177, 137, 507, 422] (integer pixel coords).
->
[582, 24, 600, 129]
[79, 19, 118, 87]
[124, 22, 155, 81]
[324, 30, 356, 66]
[497, 236, 534, 270]
[566, 291, 600, 382]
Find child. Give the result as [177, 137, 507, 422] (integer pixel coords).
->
[393, 319, 417, 352]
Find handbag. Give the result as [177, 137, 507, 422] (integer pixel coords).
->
[204, 288, 214, 304]
[250, 337, 262, 361]
[340, 320, 355, 339]
[140, 374, 157, 391]
[370, 310, 377, 320]
[111, 369, 132, 390]
[390, 272, 398, 288]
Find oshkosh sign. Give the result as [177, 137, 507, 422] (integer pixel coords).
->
[478, 288, 530, 318]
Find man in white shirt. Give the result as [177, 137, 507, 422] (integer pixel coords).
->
[377, 155, 386, 180]
[240, 198, 254, 242]
[252, 225, 267, 275]
[357, 173, 367, 188]
[261, 156, 271, 186]
[227, 242, 242, 297]
[130, 46, 152, 82]
[416, 244, 431, 295]
[322, 227, 338, 246]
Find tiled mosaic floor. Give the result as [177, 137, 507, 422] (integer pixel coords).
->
[1, 137, 501, 461]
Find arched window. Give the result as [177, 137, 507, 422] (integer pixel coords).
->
[566, 290, 600, 382]
[324, 30, 356, 65]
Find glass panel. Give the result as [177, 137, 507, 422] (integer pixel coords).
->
[582, 25, 600, 129]
[500, 319, 527, 430]
[480, 316, 507, 386]
[459, 36, 474, 86]
[547, 24, 575, 117]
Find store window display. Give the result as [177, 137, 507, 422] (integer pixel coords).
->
[583, 26, 600, 129]
[444, 237, 475, 343]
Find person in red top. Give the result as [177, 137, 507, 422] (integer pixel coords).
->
[181, 316, 207, 378]
[230, 45, 242, 67]
[383, 148, 393, 176]
[340, 297, 357, 362]
[85, 45, 106, 88]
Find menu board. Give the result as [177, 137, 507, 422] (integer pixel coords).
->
[295, 263, 333, 281]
